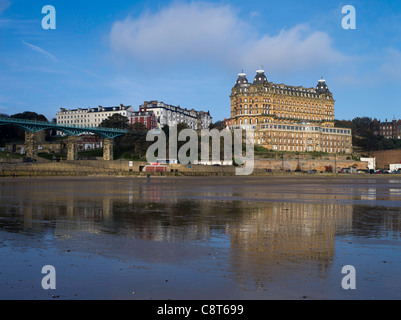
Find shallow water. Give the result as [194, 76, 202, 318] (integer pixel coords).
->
[0, 176, 400, 300]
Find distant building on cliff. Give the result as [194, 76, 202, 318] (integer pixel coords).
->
[225, 69, 352, 154]
[373, 118, 401, 140]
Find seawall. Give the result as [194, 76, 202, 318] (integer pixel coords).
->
[0, 158, 369, 177]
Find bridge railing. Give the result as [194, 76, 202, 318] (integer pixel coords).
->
[0, 116, 128, 134]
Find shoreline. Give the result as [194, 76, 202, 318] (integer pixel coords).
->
[0, 172, 398, 179]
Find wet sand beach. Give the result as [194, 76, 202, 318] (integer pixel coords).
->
[0, 175, 400, 300]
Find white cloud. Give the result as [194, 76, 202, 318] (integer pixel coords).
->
[333, 48, 401, 88]
[246, 25, 347, 73]
[108, 2, 348, 74]
[109, 2, 248, 66]
[379, 48, 401, 81]
[249, 11, 260, 18]
[22, 40, 59, 62]
[0, 0, 10, 15]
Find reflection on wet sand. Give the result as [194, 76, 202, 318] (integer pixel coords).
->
[231, 203, 352, 255]
[1, 176, 400, 245]
[229, 202, 353, 289]
[1, 176, 401, 299]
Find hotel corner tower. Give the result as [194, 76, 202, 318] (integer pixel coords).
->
[227, 70, 352, 154]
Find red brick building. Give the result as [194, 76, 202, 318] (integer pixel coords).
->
[77, 135, 102, 150]
[374, 118, 401, 139]
[130, 107, 157, 130]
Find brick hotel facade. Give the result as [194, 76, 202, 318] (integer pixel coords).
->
[226, 70, 352, 153]
[130, 107, 157, 130]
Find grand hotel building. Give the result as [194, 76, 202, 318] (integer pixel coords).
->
[226, 70, 352, 154]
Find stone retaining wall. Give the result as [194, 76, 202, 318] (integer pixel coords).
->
[254, 159, 368, 172]
[0, 158, 368, 177]
[368, 150, 401, 169]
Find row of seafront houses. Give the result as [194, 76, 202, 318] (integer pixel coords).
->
[52, 100, 213, 156]
[56, 100, 213, 132]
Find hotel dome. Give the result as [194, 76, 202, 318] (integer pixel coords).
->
[235, 72, 250, 87]
[316, 78, 330, 94]
[253, 69, 268, 85]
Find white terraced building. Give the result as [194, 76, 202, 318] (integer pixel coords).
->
[140, 100, 212, 130]
[56, 104, 134, 128]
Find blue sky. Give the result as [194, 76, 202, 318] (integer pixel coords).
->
[0, 0, 401, 122]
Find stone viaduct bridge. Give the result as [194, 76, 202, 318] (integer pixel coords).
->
[0, 117, 127, 160]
